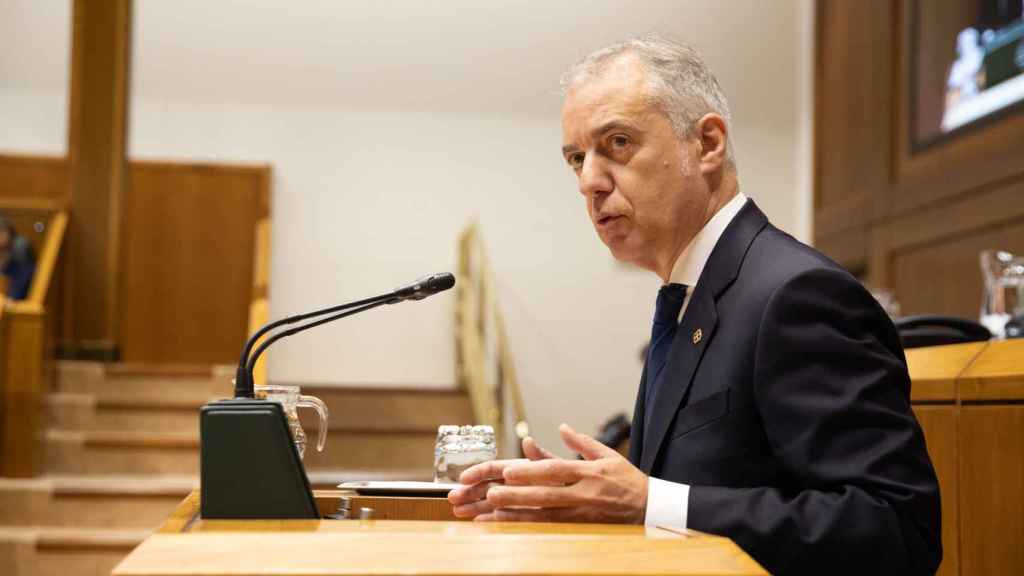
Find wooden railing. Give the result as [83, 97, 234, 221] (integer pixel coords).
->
[0, 207, 68, 476]
[455, 224, 529, 457]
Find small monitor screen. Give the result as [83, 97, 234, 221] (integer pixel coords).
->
[914, 0, 1024, 146]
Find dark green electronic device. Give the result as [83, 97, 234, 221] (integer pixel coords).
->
[198, 272, 455, 519]
[200, 399, 318, 519]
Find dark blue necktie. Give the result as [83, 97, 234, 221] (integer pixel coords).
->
[644, 283, 688, 426]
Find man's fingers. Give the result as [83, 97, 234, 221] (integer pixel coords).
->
[502, 458, 586, 486]
[448, 480, 501, 506]
[458, 458, 527, 485]
[452, 498, 496, 519]
[522, 436, 558, 461]
[486, 485, 580, 509]
[559, 423, 616, 461]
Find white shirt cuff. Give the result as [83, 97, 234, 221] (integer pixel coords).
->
[644, 476, 690, 529]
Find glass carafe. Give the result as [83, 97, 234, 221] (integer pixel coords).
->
[254, 384, 329, 459]
[980, 250, 1024, 338]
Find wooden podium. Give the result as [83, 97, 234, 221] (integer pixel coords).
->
[113, 490, 767, 576]
[112, 339, 1024, 575]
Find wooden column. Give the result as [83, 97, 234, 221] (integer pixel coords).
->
[63, 0, 132, 359]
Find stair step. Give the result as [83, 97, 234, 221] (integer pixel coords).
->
[44, 428, 438, 475]
[0, 475, 194, 528]
[46, 386, 473, 436]
[57, 361, 234, 399]
[0, 526, 148, 576]
[46, 394, 203, 433]
[305, 429, 437, 471]
[45, 430, 200, 475]
[303, 386, 474, 432]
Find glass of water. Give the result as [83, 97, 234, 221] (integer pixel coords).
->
[434, 425, 496, 483]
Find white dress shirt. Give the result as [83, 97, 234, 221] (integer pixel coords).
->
[643, 191, 748, 530]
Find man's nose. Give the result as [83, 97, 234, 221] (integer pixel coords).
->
[578, 154, 612, 199]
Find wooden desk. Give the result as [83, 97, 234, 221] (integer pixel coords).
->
[113, 491, 767, 576]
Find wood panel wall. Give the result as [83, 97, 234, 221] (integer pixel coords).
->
[0, 154, 271, 365]
[815, 1, 1024, 318]
[120, 161, 271, 364]
[0, 155, 69, 210]
[0, 157, 69, 388]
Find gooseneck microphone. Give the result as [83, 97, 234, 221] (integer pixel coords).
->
[203, 271, 455, 520]
[233, 272, 455, 398]
[391, 271, 456, 301]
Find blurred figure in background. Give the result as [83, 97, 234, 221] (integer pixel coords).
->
[0, 217, 37, 301]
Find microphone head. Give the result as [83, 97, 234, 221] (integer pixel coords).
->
[427, 272, 456, 293]
[394, 272, 456, 301]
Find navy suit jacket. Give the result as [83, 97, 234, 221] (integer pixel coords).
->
[628, 200, 941, 575]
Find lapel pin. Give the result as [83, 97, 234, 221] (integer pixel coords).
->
[692, 328, 703, 345]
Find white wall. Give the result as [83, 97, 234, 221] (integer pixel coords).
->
[130, 1, 813, 456]
[0, 0, 71, 154]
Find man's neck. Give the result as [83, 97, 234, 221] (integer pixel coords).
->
[656, 174, 740, 283]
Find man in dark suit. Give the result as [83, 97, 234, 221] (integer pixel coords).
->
[448, 36, 941, 575]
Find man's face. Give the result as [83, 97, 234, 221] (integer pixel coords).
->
[561, 56, 712, 276]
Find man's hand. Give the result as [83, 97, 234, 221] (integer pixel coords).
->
[447, 423, 648, 524]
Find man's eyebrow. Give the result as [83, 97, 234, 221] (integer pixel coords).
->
[591, 120, 636, 137]
[561, 144, 579, 157]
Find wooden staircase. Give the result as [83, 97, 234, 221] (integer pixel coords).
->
[1, 361, 472, 576]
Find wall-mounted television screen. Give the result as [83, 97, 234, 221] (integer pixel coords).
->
[913, 0, 1024, 148]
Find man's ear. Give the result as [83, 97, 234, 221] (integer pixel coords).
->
[695, 113, 728, 174]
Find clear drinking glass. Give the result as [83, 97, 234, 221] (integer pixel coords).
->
[433, 425, 496, 482]
[980, 250, 1024, 338]
[254, 384, 329, 459]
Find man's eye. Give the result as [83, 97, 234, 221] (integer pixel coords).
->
[567, 153, 584, 169]
[609, 135, 630, 150]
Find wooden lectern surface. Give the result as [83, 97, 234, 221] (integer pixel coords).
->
[904, 341, 985, 401]
[903, 339, 1024, 576]
[114, 491, 767, 576]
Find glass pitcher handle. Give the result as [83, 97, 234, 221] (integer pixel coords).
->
[297, 395, 329, 452]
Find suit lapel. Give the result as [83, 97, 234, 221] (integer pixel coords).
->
[638, 199, 769, 474]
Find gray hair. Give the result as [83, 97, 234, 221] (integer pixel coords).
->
[561, 35, 736, 166]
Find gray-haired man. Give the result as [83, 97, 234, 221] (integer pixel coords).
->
[449, 36, 941, 575]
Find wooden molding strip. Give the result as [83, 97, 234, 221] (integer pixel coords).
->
[131, 158, 272, 175]
[0, 197, 64, 212]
